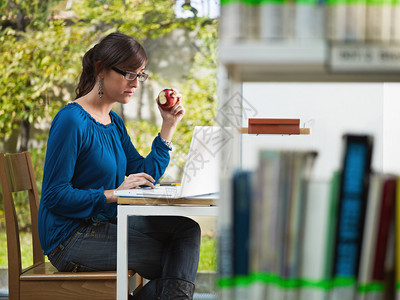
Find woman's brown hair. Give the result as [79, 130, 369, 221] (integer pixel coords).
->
[75, 32, 147, 99]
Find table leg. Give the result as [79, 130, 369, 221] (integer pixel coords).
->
[117, 206, 129, 300]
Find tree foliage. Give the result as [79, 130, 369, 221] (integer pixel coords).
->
[0, 0, 216, 147]
[0, 23, 84, 140]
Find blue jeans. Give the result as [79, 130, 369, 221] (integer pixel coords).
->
[48, 216, 201, 283]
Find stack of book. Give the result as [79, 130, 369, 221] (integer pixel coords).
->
[220, 0, 400, 42]
[218, 134, 399, 300]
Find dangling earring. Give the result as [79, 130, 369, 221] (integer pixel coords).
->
[98, 79, 104, 98]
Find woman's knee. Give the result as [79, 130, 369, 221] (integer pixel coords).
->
[181, 218, 201, 250]
[191, 219, 201, 238]
[179, 217, 201, 237]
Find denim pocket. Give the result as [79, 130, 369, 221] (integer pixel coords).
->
[48, 225, 84, 271]
[48, 245, 68, 271]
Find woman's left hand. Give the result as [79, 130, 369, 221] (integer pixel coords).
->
[158, 93, 185, 143]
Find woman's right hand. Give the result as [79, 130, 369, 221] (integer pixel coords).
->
[104, 173, 155, 203]
[117, 173, 155, 190]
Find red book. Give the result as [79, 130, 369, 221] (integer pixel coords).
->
[248, 118, 300, 135]
[372, 177, 396, 281]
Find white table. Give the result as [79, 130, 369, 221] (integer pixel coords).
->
[116, 197, 218, 300]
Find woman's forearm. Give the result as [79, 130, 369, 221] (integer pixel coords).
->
[160, 122, 177, 142]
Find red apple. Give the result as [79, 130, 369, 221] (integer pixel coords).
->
[157, 88, 181, 110]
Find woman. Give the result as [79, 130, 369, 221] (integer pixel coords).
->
[38, 32, 201, 299]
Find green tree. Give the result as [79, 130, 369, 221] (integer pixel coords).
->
[0, 23, 85, 150]
[1, 0, 88, 152]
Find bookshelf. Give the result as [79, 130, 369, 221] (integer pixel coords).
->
[216, 1, 400, 300]
[219, 42, 400, 82]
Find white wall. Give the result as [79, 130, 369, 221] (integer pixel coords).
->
[241, 82, 399, 181]
[383, 83, 400, 175]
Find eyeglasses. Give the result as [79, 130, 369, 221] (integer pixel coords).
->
[111, 66, 149, 82]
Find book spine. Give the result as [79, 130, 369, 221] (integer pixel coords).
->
[257, 150, 282, 298]
[232, 170, 253, 299]
[326, 0, 347, 41]
[371, 177, 396, 282]
[248, 118, 301, 135]
[279, 152, 297, 300]
[397, 177, 400, 300]
[217, 174, 234, 300]
[366, 0, 392, 42]
[331, 135, 373, 300]
[275, 151, 292, 299]
[282, 152, 317, 300]
[219, 1, 244, 42]
[249, 150, 277, 299]
[260, 0, 286, 40]
[392, 0, 400, 42]
[220, 0, 261, 42]
[245, 1, 262, 40]
[299, 179, 332, 300]
[233, 170, 253, 276]
[248, 124, 300, 135]
[249, 159, 264, 274]
[356, 173, 384, 299]
[284, 0, 296, 40]
[295, 0, 326, 40]
[345, 0, 367, 41]
[323, 171, 341, 281]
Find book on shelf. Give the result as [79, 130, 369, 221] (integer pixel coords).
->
[220, 0, 260, 41]
[232, 170, 253, 299]
[249, 150, 282, 299]
[386, 221, 396, 300]
[232, 170, 252, 277]
[299, 174, 338, 300]
[397, 178, 400, 300]
[345, 0, 367, 41]
[280, 151, 317, 300]
[356, 173, 384, 299]
[366, 0, 392, 42]
[370, 176, 397, 297]
[245, 2, 261, 40]
[331, 134, 373, 300]
[392, 1, 400, 42]
[323, 171, 341, 294]
[219, 1, 245, 42]
[325, 0, 347, 41]
[248, 118, 301, 135]
[294, 0, 325, 40]
[259, 0, 288, 40]
[217, 174, 234, 300]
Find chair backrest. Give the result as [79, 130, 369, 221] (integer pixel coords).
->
[0, 152, 44, 293]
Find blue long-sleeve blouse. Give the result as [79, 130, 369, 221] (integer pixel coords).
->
[38, 102, 171, 255]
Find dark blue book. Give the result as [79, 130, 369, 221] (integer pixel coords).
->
[232, 170, 253, 277]
[333, 134, 373, 280]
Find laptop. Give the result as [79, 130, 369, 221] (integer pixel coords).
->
[114, 126, 229, 199]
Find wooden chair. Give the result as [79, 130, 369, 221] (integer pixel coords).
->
[0, 152, 143, 300]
